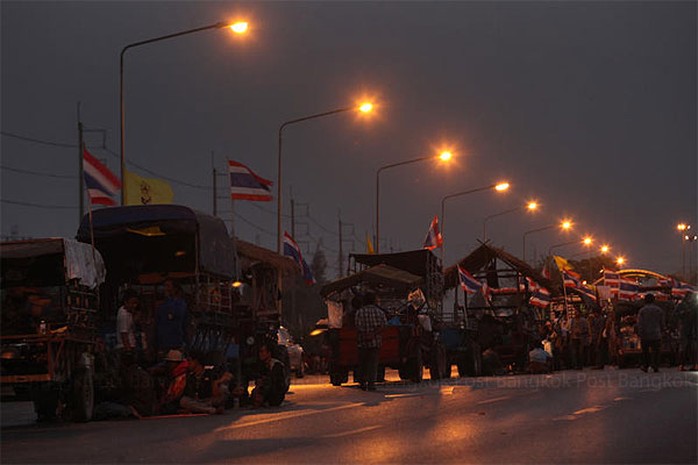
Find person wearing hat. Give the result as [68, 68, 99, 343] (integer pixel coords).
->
[637, 293, 665, 373]
[149, 349, 189, 414]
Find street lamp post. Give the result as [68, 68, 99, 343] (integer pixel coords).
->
[276, 103, 373, 253]
[677, 223, 691, 279]
[375, 151, 452, 254]
[522, 219, 573, 263]
[120, 21, 248, 205]
[440, 182, 509, 268]
[482, 201, 538, 242]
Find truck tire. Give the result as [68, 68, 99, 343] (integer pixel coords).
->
[407, 349, 423, 383]
[71, 369, 94, 422]
[459, 342, 482, 377]
[33, 389, 59, 422]
[330, 369, 349, 386]
[429, 343, 448, 380]
[376, 365, 386, 382]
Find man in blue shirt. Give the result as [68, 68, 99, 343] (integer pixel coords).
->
[156, 279, 188, 356]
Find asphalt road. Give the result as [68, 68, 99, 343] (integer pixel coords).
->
[2, 369, 696, 464]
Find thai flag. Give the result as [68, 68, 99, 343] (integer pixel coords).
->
[603, 269, 620, 297]
[283, 232, 315, 285]
[228, 160, 273, 201]
[83, 148, 121, 206]
[619, 278, 640, 301]
[422, 215, 443, 250]
[672, 281, 696, 298]
[458, 265, 481, 294]
[526, 277, 551, 308]
[563, 270, 582, 288]
[530, 288, 552, 308]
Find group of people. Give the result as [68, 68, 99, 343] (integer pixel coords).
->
[529, 291, 698, 374]
[105, 281, 288, 419]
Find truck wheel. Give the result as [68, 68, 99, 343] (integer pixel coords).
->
[376, 365, 386, 382]
[33, 390, 59, 422]
[457, 357, 468, 378]
[459, 343, 482, 377]
[71, 369, 94, 422]
[429, 343, 448, 380]
[330, 369, 349, 386]
[407, 350, 423, 383]
[398, 366, 409, 380]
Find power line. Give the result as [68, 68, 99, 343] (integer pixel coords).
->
[1, 165, 77, 179]
[1, 199, 76, 210]
[100, 147, 211, 191]
[248, 202, 292, 219]
[232, 211, 275, 236]
[2, 130, 213, 191]
[1, 130, 78, 149]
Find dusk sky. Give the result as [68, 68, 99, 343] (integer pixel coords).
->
[1, 1, 696, 278]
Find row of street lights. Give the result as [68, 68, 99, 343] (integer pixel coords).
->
[116, 19, 513, 262]
[116, 19, 633, 271]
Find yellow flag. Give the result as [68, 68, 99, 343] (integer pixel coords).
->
[124, 170, 174, 206]
[366, 233, 375, 255]
[553, 255, 573, 271]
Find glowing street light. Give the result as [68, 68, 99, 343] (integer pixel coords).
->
[522, 218, 574, 263]
[440, 181, 510, 268]
[582, 236, 593, 247]
[482, 199, 540, 242]
[616, 256, 626, 267]
[375, 148, 455, 253]
[277, 101, 376, 253]
[229, 21, 249, 34]
[359, 102, 374, 113]
[119, 20, 249, 205]
[600, 244, 610, 254]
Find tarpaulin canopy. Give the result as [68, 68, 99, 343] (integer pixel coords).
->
[320, 264, 423, 297]
[443, 243, 553, 291]
[76, 205, 236, 279]
[351, 249, 437, 278]
[1, 238, 106, 289]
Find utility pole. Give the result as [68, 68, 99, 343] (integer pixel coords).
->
[211, 151, 217, 216]
[338, 216, 343, 278]
[291, 197, 296, 239]
[77, 102, 84, 222]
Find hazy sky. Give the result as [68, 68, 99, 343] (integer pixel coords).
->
[1, 1, 696, 278]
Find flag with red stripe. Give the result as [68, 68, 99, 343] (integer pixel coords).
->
[83, 148, 121, 206]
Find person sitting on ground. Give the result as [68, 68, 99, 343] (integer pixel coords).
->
[482, 348, 505, 376]
[252, 341, 287, 407]
[179, 351, 233, 415]
[528, 341, 553, 374]
[151, 349, 190, 414]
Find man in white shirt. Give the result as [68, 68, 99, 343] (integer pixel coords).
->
[116, 290, 139, 352]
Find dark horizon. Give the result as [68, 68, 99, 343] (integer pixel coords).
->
[1, 1, 696, 277]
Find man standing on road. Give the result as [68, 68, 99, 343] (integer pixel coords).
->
[116, 290, 139, 355]
[354, 292, 387, 391]
[156, 279, 188, 357]
[637, 293, 665, 373]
